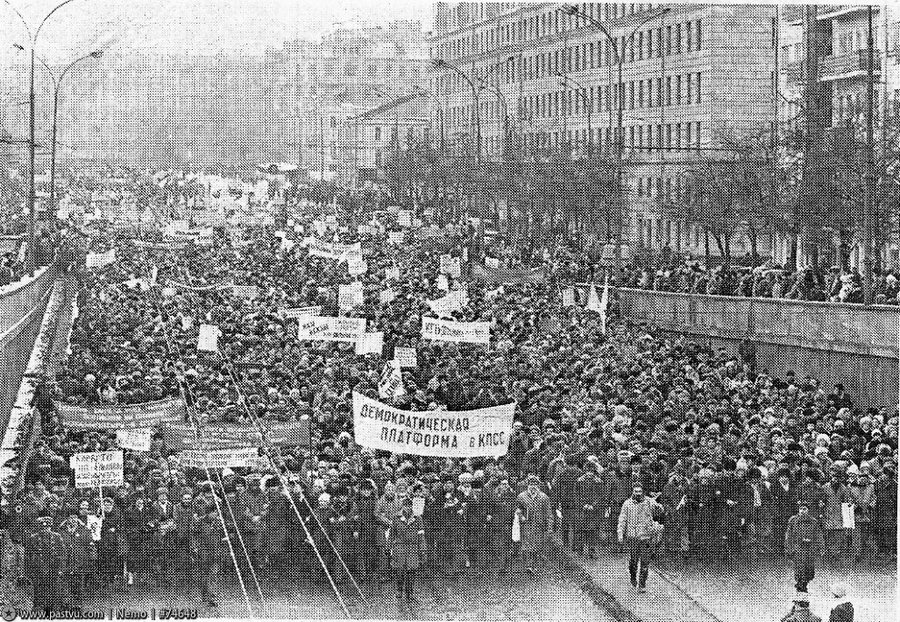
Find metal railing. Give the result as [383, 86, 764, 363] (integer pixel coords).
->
[0, 257, 58, 339]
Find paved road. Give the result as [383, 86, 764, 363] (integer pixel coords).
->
[80, 564, 615, 621]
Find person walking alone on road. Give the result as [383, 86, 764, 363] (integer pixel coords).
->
[785, 500, 824, 594]
[618, 484, 664, 593]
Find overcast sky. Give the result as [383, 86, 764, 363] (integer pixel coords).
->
[0, 0, 433, 64]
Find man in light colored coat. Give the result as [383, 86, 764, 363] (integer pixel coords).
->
[618, 483, 663, 593]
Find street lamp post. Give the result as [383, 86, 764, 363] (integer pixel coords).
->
[559, 74, 592, 157]
[4, 0, 82, 276]
[33, 50, 102, 223]
[433, 58, 481, 163]
[477, 79, 509, 160]
[561, 4, 670, 276]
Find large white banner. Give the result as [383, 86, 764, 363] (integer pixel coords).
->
[197, 324, 221, 352]
[428, 290, 469, 317]
[421, 317, 490, 345]
[71, 450, 124, 489]
[353, 393, 515, 458]
[297, 316, 367, 342]
[305, 237, 362, 261]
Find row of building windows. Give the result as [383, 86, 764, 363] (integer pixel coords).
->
[636, 217, 707, 250]
[436, 11, 700, 70]
[434, 19, 701, 99]
[518, 73, 702, 119]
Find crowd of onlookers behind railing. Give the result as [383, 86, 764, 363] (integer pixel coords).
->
[550, 247, 900, 306]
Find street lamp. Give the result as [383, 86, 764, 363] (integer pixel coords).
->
[477, 78, 509, 160]
[432, 58, 481, 163]
[558, 74, 593, 158]
[561, 4, 671, 275]
[4, 0, 82, 276]
[31, 49, 103, 223]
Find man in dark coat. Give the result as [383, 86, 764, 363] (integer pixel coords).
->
[194, 504, 225, 608]
[352, 479, 379, 579]
[551, 455, 582, 552]
[574, 464, 603, 558]
[488, 476, 518, 572]
[390, 498, 426, 603]
[785, 500, 824, 593]
[59, 510, 95, 608]
[773, 469, 798, 555]
[25, 515, 66, 614]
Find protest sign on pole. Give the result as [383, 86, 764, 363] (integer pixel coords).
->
[485, 257, 500, 269]
[599, 275, 610, 334]
[437, 274, 449, 291]
[421, 317, 490, 345]
[197, 324, 221, 352]
[439, 254, 452, 274]
[385, 267, 401, 280]
[347, 257, 367, 276]
[562, 287, 576, 307]
[379, 288, 396, 305]
[448, 257, 462, 279]
[55, 398, 186, 430]
[378, 360, 405, 399]
[586, 284, 601, 312]
[388, 232, 404, 245]
[116, 428, 153, 452]
[71, 450, 124, 489]
[338, 282, 364, 309]
[393, 347, 417, 368]
[355, 331, 384, 356]
[398, 210, 412, 227]
[352, 393, 515, 458]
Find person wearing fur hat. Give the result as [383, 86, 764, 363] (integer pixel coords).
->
[59, 507, 95, 608]
[389, 497, 426, 604]
[516, 475, 553, 574]
[24, 513, 66, 614]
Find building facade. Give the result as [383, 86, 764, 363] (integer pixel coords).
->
[429, 2, 779, 257]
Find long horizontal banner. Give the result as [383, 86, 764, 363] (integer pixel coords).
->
[297, 316, 367, 342]
[162, 420, 310, 451]
[177, 448, 266, 470]
[421, 317, 490, 345]
[55, 398, 186, 430]
[472, 262, 544, 284]
[352, 392, 515, 458]
[280, 306, 322, 319]
[169, 280, 232, 292]
[133, 240, 187, 251]
[304, 237, 362, 261]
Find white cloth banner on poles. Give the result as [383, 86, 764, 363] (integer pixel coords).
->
[394, 347, 417, 368]
[562, 287, 576, 307]
[297, 316, 367, 342]
[179, 448, 261, 469]
[280, 306, 322, 319]
[355, 332, 384, 356]
[378, 360, 405, 399]
[116, 428, 153, 452]
[352, 392, 516, 458]
[197, 324, 221, 352]
[338, 282, 364, 309]
[70, 450, 124, 489]
[421, 317, 490, 345]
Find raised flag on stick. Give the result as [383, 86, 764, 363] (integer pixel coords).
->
[378, 360, 405, 400]
[599, 275, 610, 334]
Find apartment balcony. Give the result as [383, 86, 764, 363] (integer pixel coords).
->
[819, 50, 881, 81]
[815, 5, 869, 21]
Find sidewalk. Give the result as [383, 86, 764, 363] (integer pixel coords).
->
[558, 541, 897, 622]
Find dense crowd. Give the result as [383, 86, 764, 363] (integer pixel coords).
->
[1, 194, 896, 615]
[554, 251, 900, 305]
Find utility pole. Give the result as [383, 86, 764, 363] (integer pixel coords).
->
[863, 5, 875, 306]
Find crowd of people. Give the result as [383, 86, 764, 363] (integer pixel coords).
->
[0, 190, 896, 619]
[554, 250, 900, 305]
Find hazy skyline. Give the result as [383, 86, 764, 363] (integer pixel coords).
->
[0, 0, 433, 65]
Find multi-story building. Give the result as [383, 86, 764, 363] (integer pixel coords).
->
[274, 20, 430, 177]
[777, 5, 900, 268]
[340, 91, 431, 186]
[430, 2, 780, 257]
